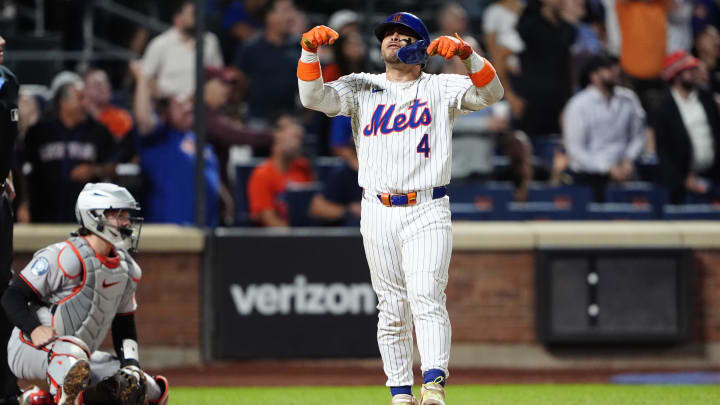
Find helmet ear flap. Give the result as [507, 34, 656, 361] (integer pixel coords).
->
[397, 39, 429, 65]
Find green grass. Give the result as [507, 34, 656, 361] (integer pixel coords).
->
[171, 384, 720, 405]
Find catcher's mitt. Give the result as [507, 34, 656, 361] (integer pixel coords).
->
[83, 366, 147, 405]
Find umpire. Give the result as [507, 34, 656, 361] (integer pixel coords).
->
[0, 35, 21, 404]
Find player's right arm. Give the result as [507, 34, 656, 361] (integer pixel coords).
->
[1, 248, 65, 347]
[297, 25, 344, 116]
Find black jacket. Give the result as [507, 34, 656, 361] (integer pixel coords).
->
[0, 65, 19, 183]
[651, 88, 720, 203]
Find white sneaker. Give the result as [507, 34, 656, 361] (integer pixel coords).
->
[392, 393, 419, 404]
[419, 377, 446, 405]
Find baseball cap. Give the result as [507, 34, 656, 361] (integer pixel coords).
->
[328, 10, 361, 32]
[661, 50, 700, 82]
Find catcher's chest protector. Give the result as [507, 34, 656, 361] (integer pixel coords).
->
[53, 237, 135, 352]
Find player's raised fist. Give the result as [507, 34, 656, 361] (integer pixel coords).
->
[301, 25, 339, 53]
[427, 33, 473, 60]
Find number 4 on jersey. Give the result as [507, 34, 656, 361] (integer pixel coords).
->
[416, 133, 430, 158]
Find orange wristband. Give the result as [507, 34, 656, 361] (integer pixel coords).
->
[297, 60, 321, 81]
[469, 59, 496, 87]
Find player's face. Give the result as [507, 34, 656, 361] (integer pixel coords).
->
[0, 36, 5, 64]
[105, 209, 131, 229]
[380, 27, 418, 64]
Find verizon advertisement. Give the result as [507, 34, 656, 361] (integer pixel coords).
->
[206, 229, 380, 359]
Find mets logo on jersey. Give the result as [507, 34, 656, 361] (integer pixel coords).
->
[31, 257, 50, 276]
[363, 99, 432, 136]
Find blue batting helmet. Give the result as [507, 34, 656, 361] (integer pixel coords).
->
[374, 12, 430, 66]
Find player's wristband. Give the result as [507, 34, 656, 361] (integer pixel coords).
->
[464, 52, 496, 88]
[297, 50, 321, 81]
[120, 339, 140, 367]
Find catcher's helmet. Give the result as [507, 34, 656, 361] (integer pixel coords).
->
[374, 12, 430, 66]
[75, 183, 143, 252]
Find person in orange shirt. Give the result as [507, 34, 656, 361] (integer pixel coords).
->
[83, 67, 137, 163]
[247, 113, 313, 226]
[616, 0, 670, 112]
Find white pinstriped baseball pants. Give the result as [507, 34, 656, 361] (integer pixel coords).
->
[360, 190, 452, 387]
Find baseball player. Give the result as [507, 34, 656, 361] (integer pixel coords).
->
[297, 11, 503, 405]
[1, 183, 169, 405]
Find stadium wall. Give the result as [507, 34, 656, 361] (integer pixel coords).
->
[12, 223, 720, 369]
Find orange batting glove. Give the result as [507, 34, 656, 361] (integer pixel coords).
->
[301, 25, 339, 53]
[427, 33, 473, 60]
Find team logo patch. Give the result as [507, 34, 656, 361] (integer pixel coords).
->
[392, 14, 402, 22]
[30, 257, 49, 276]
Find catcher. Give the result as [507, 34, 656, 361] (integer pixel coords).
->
[1, 183, 169, 405]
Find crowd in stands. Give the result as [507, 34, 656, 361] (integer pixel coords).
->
[6, 0, 720, 227]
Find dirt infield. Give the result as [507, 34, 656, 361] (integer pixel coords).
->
[151, 360, 638, 387]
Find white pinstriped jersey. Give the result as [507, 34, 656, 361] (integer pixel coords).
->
[326, 72, 478, 193]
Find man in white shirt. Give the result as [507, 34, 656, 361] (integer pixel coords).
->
[651, 50, 720, 203]
[561, 54, 646, 201]
[141, 1, 224, 97]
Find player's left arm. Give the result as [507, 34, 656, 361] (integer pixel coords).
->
[112, 256, 141, 367]
[428, 34, 505, 110]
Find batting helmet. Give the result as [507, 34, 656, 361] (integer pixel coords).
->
[374, 12, 430, 66]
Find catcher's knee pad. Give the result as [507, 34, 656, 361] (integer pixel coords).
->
[46, 336, 90, 396]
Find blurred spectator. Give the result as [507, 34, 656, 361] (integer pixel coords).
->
[204, 66, 272, 224]
[20, 78, 117, 222]
[130, 60, 221, 227]
[482, 0, 525, 120]
[83, 67, 137, 163]
[651, 50, 720, 203]
[692, 0, 718, 35]
[601, 0, 622, 57]
[247, 113, 313, 227]
[561, 55, 646, 201]
[17, 88, 41, 138]
[322, 32, 367, 91]
[328, 9, 362, 36]
[516, 0, 577, 139]
[443, 37, 533, 201]
[667, 0, 694, 53]
[309, 150, 361, 227]
[234, 0, 300, 127]
[693, 25, 720, 96]
[616, 0, 669, 113]
[320, 9, 362, 71]
[141, 0, 224, 97]
[221, 0, 266, 61]
[427, 2, 471, 74]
